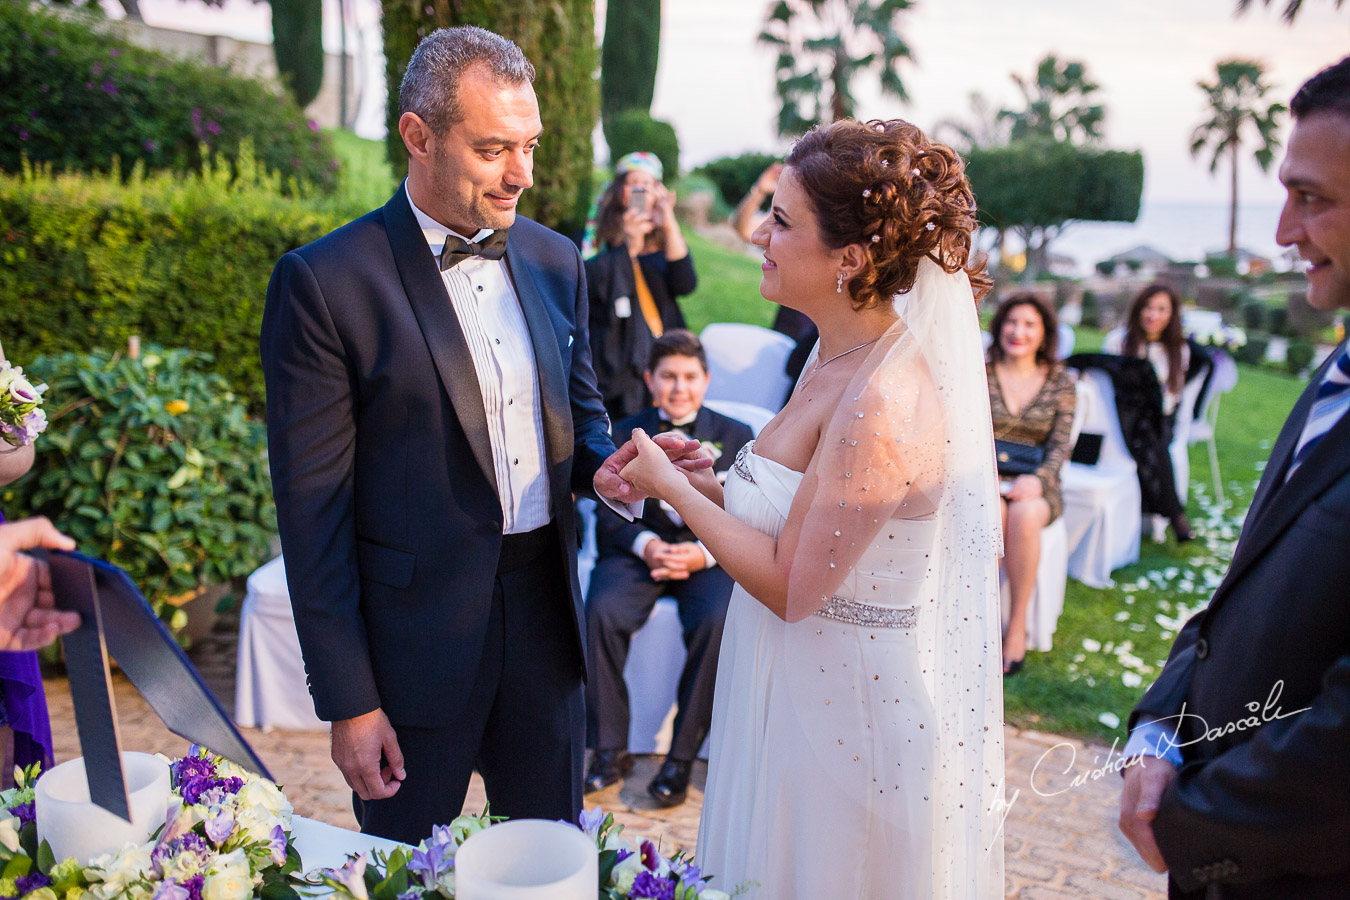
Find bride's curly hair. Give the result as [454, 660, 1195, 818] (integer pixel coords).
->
[784, 118, 992, 307]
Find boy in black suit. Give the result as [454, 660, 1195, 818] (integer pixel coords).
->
[584, 330, 755, 807]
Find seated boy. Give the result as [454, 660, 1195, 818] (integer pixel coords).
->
[583, 329, 754, 807]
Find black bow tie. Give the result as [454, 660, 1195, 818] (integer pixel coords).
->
[658, 416, 696, 434]
[439, 229, 509, 271]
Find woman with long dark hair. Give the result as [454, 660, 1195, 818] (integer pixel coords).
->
[1104, 284, 1195, 541]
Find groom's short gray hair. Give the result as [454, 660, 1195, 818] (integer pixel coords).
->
[398, 26, 536, 134]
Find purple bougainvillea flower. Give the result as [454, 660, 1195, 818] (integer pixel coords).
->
[102, 79, 118, 95]
[329, 159, 340, 170]
[91, 62, 102, 76]
[206, 121, 221, 136]
[307, 119, 320, 131]
[144, 139, 158, 152]
[110, 47, 121, 57]
[17, 130, 28, 142]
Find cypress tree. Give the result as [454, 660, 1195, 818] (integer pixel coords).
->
[600, 0, 660, 119]
[272, 0, 326, 109]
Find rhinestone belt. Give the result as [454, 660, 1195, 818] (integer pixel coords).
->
[815, 596, 918, 629]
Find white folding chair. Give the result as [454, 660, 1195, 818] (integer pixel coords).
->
[699, 323, 795, 411]
[1187, 352, 1238, 504]
[1061, 370, 1142, 588]
[1057, 322, 1076, 359]
[234, 555, 327, 732]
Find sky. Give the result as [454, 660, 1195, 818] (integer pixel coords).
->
[113, 0, 1347, 227]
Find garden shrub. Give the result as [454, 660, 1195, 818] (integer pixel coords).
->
[1267, 304, 1289, 337]
[1242, 299, 1267, 332]
[1, 347, 275, 636]
[603, 109, 680, 183]
[0, 3, 337, 193]
[1286, 339, 1314, 375]
[1235, 335, 1269, 366]
[0, 157, 356, 414]
[693, 151, 781, 209]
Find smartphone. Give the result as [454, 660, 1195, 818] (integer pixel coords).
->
[627, 186, 648, 214]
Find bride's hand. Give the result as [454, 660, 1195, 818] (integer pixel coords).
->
[596, 432, 709, 503]
[619, 428, 693, 502]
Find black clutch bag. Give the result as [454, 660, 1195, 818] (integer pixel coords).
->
[994, 438, 1045, 477]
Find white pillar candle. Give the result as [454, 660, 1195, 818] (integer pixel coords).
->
[34, 753, 171, 866]
[454, 819, 599, 900]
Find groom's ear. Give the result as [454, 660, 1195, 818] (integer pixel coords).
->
[398, 112, 435, 165]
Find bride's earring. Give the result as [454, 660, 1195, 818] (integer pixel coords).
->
[836, 273, 844, 294]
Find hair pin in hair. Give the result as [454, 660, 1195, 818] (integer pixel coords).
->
[874, 123, 885, 132]
[862, 189, 871, 198]
[925, 223, 936, 231]
[881, 160, 890, 167]
[912, 168, 921, 177]
[871, 234, 881, 243]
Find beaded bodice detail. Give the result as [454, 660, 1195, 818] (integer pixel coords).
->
[727, 440, 934, 630]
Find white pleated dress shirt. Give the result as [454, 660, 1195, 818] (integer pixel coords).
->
[408, 188, 551, 534]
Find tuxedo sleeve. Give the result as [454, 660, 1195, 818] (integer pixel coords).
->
[568, 241, 620, 493]
[1152, 650, 1350, 890]
[260, 252, 381, 722]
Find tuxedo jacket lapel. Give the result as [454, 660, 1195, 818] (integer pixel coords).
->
[1215, 343, 1350, 601]
[382, 187, 499, 493]
[505, 240, 573, 470]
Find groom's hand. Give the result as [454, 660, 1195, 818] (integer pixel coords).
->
[595, 433, 711, 503]
[331, 708, 406, 801]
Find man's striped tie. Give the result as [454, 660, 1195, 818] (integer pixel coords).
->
[1288, 344, 1350, 480]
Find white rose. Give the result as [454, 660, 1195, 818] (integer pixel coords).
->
[236, 779, 291, 822]
[201, 871, 253, 900]
[0, 814, 19, 852]
[90, 843, 155, 894]
[208, 849, 251, 881]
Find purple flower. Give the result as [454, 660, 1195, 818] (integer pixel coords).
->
[17, 131, 28, 142]
[9, 801, 34, 827]
[577, 806, 606, 839]
[15, 872, 51, 895]
[329, 159, 340, 170]
[183, 875, 205, 900]
[640, 839, 659, 871]
[325, 854, 369, 900]
[205, 121, 220, 136]
[204, 809, 234, 845]
[39, 85, 48, 93]
[629, 871, 675, 900]
[615, 848, 632, 864]
[670, 859, 701, 883]
[407, 841, 452, 884]
[267, 824, 287, 867]
[110, 47, 121, 57]
[152, 831, 212, 877]
[306, 119, 320, 131]
[91, 63, 103, 76]
[144, 139, 158, 152]
[151, 882, 190, 900]
[84, 82, 93, 90]
[102, 79, 118, 95]
[27, 111, 36, 120]
[395, 893, 420, 900]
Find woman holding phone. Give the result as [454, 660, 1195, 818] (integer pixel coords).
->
[586, 152, 697, 421]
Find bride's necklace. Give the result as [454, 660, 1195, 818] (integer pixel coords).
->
[799, 337, 879, 388]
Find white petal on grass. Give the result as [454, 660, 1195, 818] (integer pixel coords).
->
[1082, 638, 1102, 652]
[1114, 611, 1130, 622]
[1098, 712, 1120, 729]
[1121, 672, 1143, 688]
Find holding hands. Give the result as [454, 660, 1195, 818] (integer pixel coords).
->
[594, 430, 712, 504]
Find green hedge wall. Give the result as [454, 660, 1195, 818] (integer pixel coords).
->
[0, 3, 337, 193]
[0, 159, 355, 414]
[379, 0, 597, 236]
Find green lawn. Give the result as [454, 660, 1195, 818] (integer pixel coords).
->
[680, 230, 777, 333]
[330, 130, 397, 212]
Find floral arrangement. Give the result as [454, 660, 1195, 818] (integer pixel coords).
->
[0, 362, 47, 447]
[314, 807, 739, 900]
[0, 747, 303, 900]
[1190, 324, 1247, 353]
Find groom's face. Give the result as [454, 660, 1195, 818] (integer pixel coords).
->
[428, 65, 543, 235]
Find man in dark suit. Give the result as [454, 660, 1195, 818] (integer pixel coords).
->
[584, 331, 754, 807]
[1119, 57, 1350, 898]
[260, 26, 697, 843]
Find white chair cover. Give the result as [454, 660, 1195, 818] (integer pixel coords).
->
[234, 555, 327, 732]
[699, 323, 795, 411]
[1057, 322, 1076, 359]
[1061, 370, 1142, 587]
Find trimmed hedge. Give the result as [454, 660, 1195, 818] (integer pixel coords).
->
[694, 151, 781, 208]
[603, 109, 680, 182]
[0, 3, 337, 192]
[0, 158, 356, 414]
[379, 0, 597, 235]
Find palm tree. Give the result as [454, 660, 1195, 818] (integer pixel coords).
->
[933, 92, 1009, 153]
[1235, 0, 1346, 22]
[758, 0, 915, 137]
[1190, 60, 1287, 256]
[998, 55, 1105, 145]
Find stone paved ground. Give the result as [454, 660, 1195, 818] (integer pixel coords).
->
[42, 617, 1166, 898]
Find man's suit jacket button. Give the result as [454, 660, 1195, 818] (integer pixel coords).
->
[1194, 637, 1209, 659]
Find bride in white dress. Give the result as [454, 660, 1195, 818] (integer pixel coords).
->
[615, 119, 1005, 898]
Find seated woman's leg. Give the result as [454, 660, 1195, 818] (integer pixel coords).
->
[1002, 497, 1052, 673]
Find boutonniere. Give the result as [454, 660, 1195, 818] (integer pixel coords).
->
[704, 440, 724, 462]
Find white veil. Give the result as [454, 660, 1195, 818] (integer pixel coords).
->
[781, 258, 1005, 897]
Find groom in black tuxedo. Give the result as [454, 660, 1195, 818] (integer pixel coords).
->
[261, 26, 695, 842]
[1119, 57, 1350, 898]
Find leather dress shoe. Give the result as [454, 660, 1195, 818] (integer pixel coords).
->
[584, 749, 633, 794]
[647, 757, 693, 807]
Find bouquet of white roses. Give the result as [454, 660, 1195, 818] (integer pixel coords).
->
[0, 747, 304, 900]
[0, 362, 47, 448]
[1191, 324, 1247, 353]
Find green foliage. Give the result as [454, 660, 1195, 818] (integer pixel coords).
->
[600, 0, 660, 119]
[1242, 299, 1267, 331]
[1286, 338, 1315, 374]
[1205, 255, 1241, 278]
[331, 129, 398, 210]
[272, 0, 326, 108]
[1235, 0, 1347, 26]
[999, 55, 1105, 144]
[1235, 335, 1270, 365]
[0, 158, 356, 415]
[0, 3, 337, 192]
[1, 347, 275, 627]
[759, 0, 915, 136]
[379, 0, 598, 235]
[693, 151, 781, 208]
[603, 109, 680, 182]
[1267, 304, 1289, 336]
